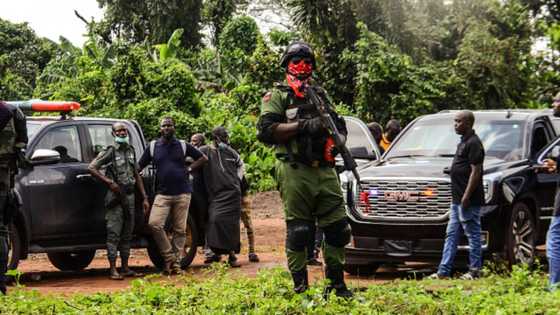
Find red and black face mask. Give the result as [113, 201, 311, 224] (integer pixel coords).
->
[286, 56, 313, 98]
[287, 56, 313, 78]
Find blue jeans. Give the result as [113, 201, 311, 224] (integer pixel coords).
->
[437, 204, 482, 276]
[547, 216, 560, 289]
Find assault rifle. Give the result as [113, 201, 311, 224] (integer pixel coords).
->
[107, 183, 134, 219]
[2, 190, 17, 226]
[305, 85, 361, 186]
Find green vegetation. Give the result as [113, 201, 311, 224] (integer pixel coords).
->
[1, 265, 560, 314]
[2, 0, 560, 190]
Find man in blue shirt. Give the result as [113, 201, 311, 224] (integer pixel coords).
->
[540, 92, 560, 290]
[139, 117, 207, 274]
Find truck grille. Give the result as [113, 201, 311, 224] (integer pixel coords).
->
[356, 178, 451, 219]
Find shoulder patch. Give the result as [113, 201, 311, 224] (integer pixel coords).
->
[263, 92, 272, 103]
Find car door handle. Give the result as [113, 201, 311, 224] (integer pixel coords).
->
[76, 174, 92, 179]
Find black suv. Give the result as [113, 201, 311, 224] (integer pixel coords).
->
[7, 115, 202, 272]
[342, 110, 558, 275]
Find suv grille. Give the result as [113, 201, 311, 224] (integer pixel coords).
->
[356, 178, 451, 219]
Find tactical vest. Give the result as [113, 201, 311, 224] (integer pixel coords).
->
[106, 145, 137, 187]
[275, 85, 329, 165]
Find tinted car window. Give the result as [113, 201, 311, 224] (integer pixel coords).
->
[386, 118, 526, 162]
[34, 125, 82, 162]
[551, 117, 560, 135]
[345, 118, 376, 153]
[531, 125, 549, 157]
[26, 122, 44, 140]
[88, 124, 115, 152]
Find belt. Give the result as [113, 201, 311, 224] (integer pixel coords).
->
[277, 154, 331, 168]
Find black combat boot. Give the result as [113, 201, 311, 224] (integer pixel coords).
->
[109, 259, 123, 280]
[120, 257, 141, 277]
[324, 267, 353, 299]
[291, 268, 309, 294]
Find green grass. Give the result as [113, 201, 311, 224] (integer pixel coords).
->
[2, 264, 560, 314]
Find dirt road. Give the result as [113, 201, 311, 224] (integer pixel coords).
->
[14, 192, 437, 295]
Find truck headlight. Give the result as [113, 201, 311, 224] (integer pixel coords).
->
[483, 172, 502, 204]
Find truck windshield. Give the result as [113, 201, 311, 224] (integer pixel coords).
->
[386, 118, 526, 162]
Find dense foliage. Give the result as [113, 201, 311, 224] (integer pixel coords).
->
[1, 265, 560, 314]
[0, 18, 58, 100]
[3, 0, 560, 190]
[96, 0, 203, 48]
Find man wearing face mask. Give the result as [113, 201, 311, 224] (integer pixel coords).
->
[379, 119, 401, 152]
[138, 117, 207, 274]
[200, 126, 243, 267]
[89, 122, 150, 280]
[256, 41, 352, 298]
[540, 92, 560, 290]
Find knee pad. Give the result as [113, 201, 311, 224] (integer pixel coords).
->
[286, 220, 314, 252]
[323, 219, 351, 248]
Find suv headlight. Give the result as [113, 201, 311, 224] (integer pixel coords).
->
[483, 172, 502, 204]
[339, 171, 358, 208]
[339, 172, 349, 202]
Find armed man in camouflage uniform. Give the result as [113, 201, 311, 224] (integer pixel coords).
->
[256, 41, 353, 298]
[89, 122, 150, 280]
[0, 101, 27, 295]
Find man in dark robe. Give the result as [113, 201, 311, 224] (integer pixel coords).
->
[201, 127, 242, 267]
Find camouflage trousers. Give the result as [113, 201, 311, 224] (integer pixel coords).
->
[105, 193, 135, 262]
[275, 161, 349, 274]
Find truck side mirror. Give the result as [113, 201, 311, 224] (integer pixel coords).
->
[30, 149, 61, 166]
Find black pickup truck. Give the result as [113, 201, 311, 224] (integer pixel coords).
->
[341, 110, 558, 275]
[7, 113, 203, 271]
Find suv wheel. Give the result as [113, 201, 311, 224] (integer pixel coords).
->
[180, 215, 199, 269]
[344, 263, 380, 276]
[147, 215, 199, 270]
[506, 201, 536, 265]
[147, 237, 165, 270]
[7, 223, 22, 270]
[47, 251, 96, 271]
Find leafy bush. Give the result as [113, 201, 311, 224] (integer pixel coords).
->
[219, 16, 260, 56]
[344, 22, 444, 124]
[2, 265, 560, 314]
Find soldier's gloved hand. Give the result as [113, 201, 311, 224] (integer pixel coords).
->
[330, 146, 339, 157]
[15, 149, 31, 169]
[298, 117, 327, 137]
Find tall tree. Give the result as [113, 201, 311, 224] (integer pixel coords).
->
[97, 0, 202, 48]
[522, 0, 560, 22]
[202, 0, 240, 46]
[0, 18, 58, 100]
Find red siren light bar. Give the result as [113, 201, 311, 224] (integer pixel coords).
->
[6, 100, 81, 112]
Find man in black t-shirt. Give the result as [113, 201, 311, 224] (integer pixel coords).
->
[429, 110, 485, 280]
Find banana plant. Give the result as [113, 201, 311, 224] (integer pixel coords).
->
[152, 28, 184, 62]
